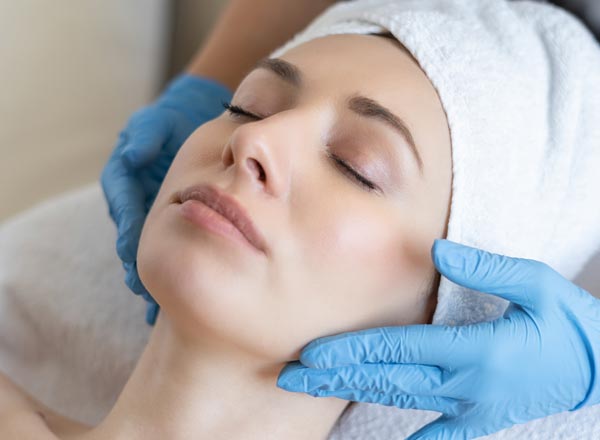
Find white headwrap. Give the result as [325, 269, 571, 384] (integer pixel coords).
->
[269, 0, 600, 326]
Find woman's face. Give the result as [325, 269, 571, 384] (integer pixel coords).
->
[137, 33, 452, 362]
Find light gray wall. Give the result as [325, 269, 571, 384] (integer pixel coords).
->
[1, 1, 231, 223]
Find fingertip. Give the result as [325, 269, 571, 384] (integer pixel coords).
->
[123, 115, 170, 168]
[116, 232, 139, 263]
[299, 329, 380, 368]
[299, 349, 319, 369]
[116, 217, 145, 262]
[432, 238, 461, 254]
[432, 239, 476, 274]
[279, 361, 306, 375]
[277, 361, 307, 391]
[295, 335, 325, 365]
[121, 140, 162, 170]
[121, 145, 141, 169]
[431, 238, 454, 271]
[431, 238, 446, 261]
[146, 302, 159, 326]
[125, 263, 149, 297]
[299, 341, 331, 369]
[300, 346, 344, 370]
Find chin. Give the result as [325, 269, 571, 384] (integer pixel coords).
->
[136, 207, 301, 361]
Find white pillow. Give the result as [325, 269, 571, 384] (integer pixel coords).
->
[0, 183, 599, 438]
[0, 183, 150, 425]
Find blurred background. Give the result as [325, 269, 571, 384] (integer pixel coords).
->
[0, 0, 227, 221]
[1, 0, 599, 223]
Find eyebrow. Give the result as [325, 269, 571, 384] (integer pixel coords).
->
[252, 57, 424, 174]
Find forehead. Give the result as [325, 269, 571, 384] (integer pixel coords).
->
[274, 34, 433, 111]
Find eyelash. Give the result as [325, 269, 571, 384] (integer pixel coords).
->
[221, 101, 378, 193]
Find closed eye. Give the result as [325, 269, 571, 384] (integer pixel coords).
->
[221, 101, 379, 193]
[222, 101, 261, 120]
[327, 153, 378, 192]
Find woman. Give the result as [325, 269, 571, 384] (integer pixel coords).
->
[0, 31, 452, 439]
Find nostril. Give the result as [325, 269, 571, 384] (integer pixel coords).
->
[246, 158, 266, 182]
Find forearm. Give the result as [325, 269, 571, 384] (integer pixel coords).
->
[185, 0, 337, 91]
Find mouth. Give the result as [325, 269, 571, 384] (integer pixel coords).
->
[172, 183, 267, 255]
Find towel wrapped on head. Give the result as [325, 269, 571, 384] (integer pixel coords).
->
[269, 0, 600, 327]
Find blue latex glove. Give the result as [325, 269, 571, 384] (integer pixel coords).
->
[100, 73, 233, 326]
[278, 239, 600, 439]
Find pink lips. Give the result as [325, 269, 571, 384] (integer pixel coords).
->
[173, 183, 267, 254]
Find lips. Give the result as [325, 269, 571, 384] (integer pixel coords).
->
[173, 183, 267, 254]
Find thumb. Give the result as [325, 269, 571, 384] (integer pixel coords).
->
[431, 239, 559, 313]
[121, 112, 171, 169]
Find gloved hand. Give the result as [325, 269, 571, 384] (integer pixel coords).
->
[277, 239, 600, 439]
[100, 73, 233, 326]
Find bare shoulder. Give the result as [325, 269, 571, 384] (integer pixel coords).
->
[0, 369, 92, 439]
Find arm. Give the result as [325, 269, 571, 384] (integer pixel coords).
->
[186, 0, 338, 91]
[0, 370, 91, 436]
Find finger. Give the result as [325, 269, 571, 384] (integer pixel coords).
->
[299, 324, 482, 370]
[124, 261, 151, 298]
[278, 362, 452, 398]
[308, 387, 458, 414]
[100, 159, 147, 263]
[146, 302, 160, 326]
[124, 263, 160, 326]
[116, 213, 146, 264]
[431, 238, 566, 312]
[277, 360, 306, 380]
[120, 112, 171, 169]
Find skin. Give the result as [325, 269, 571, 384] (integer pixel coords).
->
[186, 0, 339, 91]
[4, 32, 452, 439]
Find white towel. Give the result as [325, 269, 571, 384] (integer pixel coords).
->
[0, 184, 150, 426]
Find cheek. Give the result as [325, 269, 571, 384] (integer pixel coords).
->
[289, 201, 430, 344]
[323, 208, 424, 299]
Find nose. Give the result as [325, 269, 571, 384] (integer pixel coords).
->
[221, 117, 295, 199]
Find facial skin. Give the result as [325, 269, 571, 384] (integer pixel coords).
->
[137, 32, 452, 363]
[73, 33, 452, 440]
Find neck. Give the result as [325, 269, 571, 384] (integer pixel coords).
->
[77, 312, 349, 440]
